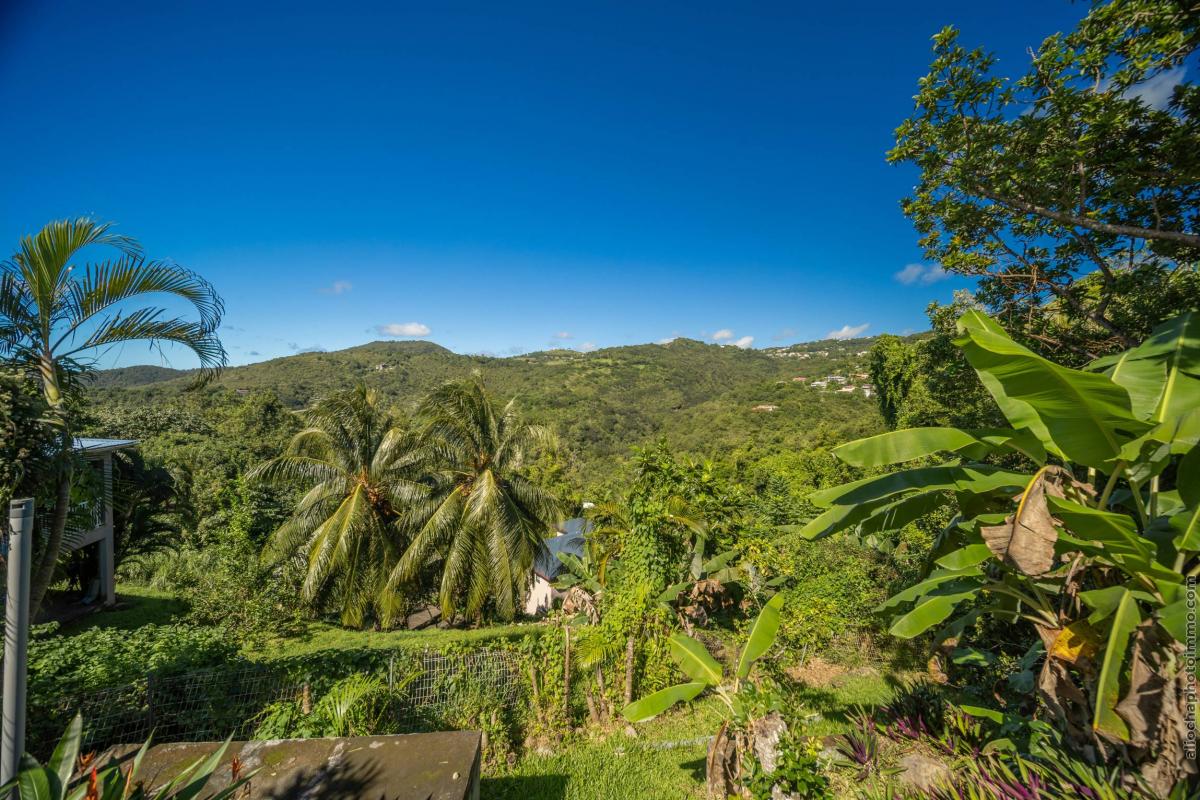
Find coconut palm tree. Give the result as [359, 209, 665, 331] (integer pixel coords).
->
[251, 386, 427, 627]
[0, 218, 226, 617]
[390, 377, 561, 620]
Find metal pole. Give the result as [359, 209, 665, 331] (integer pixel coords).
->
[2, 497, 33, 786]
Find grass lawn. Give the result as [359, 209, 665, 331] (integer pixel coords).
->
[243, 618, 543, 661]
[68, 584, 915, 798]
[56, 584, 188, 634]
[481, 669, 910, 800]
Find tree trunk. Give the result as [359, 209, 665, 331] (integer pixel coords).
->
[623, 634, 636, 705]
[705, 720, 739, 799]
[562, 626, 572, 722]
[594, 665, 610, 722]
[27, 456, 73, 623]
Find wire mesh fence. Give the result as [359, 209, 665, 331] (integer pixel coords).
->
[30, 647, 523, 757]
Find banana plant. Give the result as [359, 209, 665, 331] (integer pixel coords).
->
[4, 715, 254, 800]
[622, 591, 784, 724]
[803, 310, 1199, 795]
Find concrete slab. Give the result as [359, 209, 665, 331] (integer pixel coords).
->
[100, 732, 481, 800]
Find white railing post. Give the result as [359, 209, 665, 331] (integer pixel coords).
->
[2, 497, 34, 786]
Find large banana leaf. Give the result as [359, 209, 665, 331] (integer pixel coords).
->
[876, 567, 984, 612]
[855, 491, 950, 536]
[888, 585, 982, 638]
[1092, 311, 1200, 426]
[622, 681, 708, 723]
[1045, 496, 1153, 562]
[833, 427, 1046, 468]
[736, 592, 784, 678]
[809, 464, 1029, 509]
[1091, 588, 1142, 741]
[1172, 446, 1200, 551]
[934, 543, 993, 570]
[955, 311, 1148, 469]
[668, 633, 723, 685]
[796, 489, 952, 540]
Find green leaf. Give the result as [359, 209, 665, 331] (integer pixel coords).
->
[171, 739, 234, 800]
[47, 714, 82, 793]
[1159, 599, 1189, 643]
[856, 491, 950, 536]
[1178, 446, 1200, 509]
[668, 634, 723, 685]
[657, 581, 691, 604]
[951, 647, 996, 666]
[876, 567, 983, 612]
[736, 592, 785, 678]
[16, 757, 53, 800]
[809, 464, 1028, 509]
[833, 427, 992, 466]
[1093, 589, 1141, 741]
[956, 311, 1149, 469]
[1045, 496, 1152, 561]
[1097, 311, 1200, 426]
[888, 587, 980, 638]
[622, 681, 707, 723]
[833, 426, 1046, 468]
[935, 543, 994, 570]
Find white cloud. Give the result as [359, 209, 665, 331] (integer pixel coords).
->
[711, 329, 734, 342]
[578, 342, 597, 352]
[895, 263, 950, 285]
[376, 322, 431, 337]
[554, 331, 573, 339]
[825, 323, 870, 340]
[1123, 66, 1186, 111]
[320, 280, 353, 295]
[656, 336, 678, 345]
[732, 336, 754, 348]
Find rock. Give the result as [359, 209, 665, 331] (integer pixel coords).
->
[898, 752, 953, 793]
[750, 712, 788, 774]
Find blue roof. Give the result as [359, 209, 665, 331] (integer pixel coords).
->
[534, 518, 591, 580]
[73, 438, 139, 453]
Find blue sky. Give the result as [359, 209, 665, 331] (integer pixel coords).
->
[0, 1, 1089, 367]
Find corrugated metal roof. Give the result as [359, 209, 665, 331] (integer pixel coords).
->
[533, 518, 591, 580]
[73, 437, 139, 453]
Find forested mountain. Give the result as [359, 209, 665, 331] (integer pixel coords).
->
[88, 335, 900, 487]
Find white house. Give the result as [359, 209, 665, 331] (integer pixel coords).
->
[524, 517, 591, 616]
[66, 438, 138, 606]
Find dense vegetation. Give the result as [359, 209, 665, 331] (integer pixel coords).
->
[89, 335, 885, 490]
[4, 1, 1198, 798]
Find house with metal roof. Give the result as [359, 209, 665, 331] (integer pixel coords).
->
[68, 438, 138, 607]
[524, 518, 590, 616]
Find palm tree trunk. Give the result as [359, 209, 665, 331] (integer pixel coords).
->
[28, 455, 72, 622]
[28, 360, 72, 623]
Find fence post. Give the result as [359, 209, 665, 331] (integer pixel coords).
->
[2, 498, 34, 788]
[146, 671, 156, 731]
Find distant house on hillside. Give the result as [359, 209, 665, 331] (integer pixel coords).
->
[811, 380, 828, 389]
[525, 518, 590, 616]
[751, 404, 779, 412]
[826, 375, 848, 384]
[791, 376, 808, 383]
[862, 385, 876, 398]
[837, 385, 856, 394]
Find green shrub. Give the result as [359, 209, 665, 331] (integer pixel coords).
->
[27, 622, 236, 699]
[743, 729, 832, 800]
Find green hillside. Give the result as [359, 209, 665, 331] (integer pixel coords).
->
[89, 335, 895, 486]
